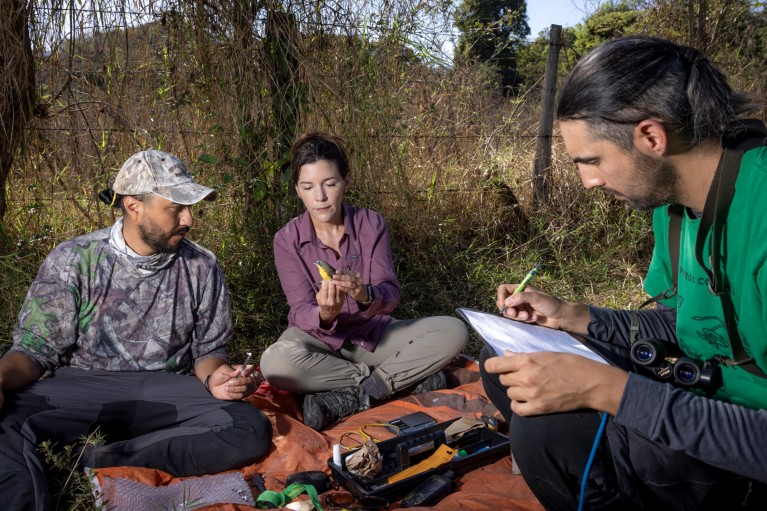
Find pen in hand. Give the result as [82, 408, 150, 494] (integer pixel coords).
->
[499, 263, 541, 315]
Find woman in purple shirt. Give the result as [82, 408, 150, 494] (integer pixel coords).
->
[261, 132, 468, 430]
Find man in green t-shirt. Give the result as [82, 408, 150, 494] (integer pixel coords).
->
[481, 36, 767, 510]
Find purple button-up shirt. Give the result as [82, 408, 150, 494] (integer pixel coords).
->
[273, 204, 400, 351]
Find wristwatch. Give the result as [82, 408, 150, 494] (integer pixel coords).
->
[362, 284, 375, 305]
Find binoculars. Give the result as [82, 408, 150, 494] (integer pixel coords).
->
[630, 338, 722, 393]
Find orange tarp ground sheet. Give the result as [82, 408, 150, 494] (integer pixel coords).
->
[92, 357, 543, 510]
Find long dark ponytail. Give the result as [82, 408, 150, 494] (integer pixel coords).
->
[557, 36, 755, 149]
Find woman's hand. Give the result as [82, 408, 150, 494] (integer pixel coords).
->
[317, 279, 344, 324]
[332, 269, 369, 303]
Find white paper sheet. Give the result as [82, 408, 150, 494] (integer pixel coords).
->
[457, 308, 608, 364]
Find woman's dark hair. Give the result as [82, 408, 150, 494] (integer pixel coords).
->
[557, 36, 756, 150]
[290, 132, 350, 185]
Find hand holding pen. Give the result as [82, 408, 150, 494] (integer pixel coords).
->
[205, 352, 260, 401]
[495, 271, 587, 331]
[499, 264, 541, 316]
[236, 351, 264, 387]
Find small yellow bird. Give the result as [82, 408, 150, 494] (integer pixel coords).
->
[314, 259, 336, 281]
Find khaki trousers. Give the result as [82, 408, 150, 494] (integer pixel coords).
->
[260, 316, 467, 395]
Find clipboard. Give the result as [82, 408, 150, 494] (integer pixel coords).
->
[456, 307, 608, 365]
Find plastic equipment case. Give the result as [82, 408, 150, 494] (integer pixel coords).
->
[328, 417, 509, 502]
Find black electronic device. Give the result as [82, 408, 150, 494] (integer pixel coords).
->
[250, 474, 267, 493]
[400, 470, 454, 508]
[285, 470, 334, 494]
[387, 411, 436, 435]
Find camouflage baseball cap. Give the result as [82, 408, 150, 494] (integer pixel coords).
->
[113, 149, 217, 205]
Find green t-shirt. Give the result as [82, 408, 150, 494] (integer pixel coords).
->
[645, 146, 767, 410]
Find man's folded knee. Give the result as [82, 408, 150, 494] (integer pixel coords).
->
[509, 412, 603, 464]
[239, 419, 273, 463]
[227, 403, 273, 456]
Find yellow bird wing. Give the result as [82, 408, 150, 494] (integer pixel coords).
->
[314, 260, 336, 280]
[317, 266, 332, 280]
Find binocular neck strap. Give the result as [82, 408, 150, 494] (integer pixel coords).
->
[630, 206, 683, 347]
[693, 148, 766, 377]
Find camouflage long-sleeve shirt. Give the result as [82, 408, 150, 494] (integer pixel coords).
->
[9, 219, 232, 374]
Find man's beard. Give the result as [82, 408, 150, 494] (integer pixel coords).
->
[137, 219, 189, 254]
[606, 151, 680, 211]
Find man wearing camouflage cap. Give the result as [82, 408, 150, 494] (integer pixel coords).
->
[0, 149, 272, 511]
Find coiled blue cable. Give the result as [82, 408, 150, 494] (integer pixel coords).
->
[577, 412, 608, 511]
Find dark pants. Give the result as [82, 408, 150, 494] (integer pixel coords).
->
[479, 346, 767, 511]
[0, 368, 272, 511]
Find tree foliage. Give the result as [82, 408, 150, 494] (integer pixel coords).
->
[571, 0, 642, 52]
[517, 0, 767, 108]
[635, 0, 767, 103]
[454, 0, 530, 93]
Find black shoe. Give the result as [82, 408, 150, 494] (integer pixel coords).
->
[302, 386, 367, 431]
[410, 370, 447, 395]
